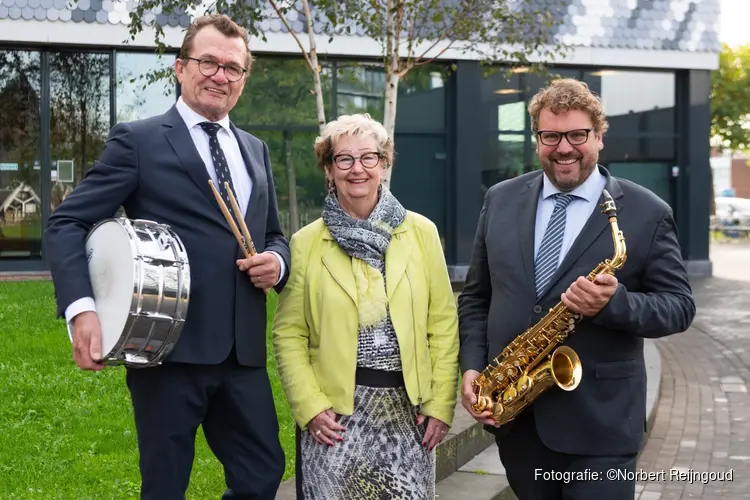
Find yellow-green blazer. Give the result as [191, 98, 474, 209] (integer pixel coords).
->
[272, 211, 460, 430]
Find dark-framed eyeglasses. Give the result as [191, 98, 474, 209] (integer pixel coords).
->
[183, 57, 247, 82]
[332, 152, 384, 170]
[535, 128, 592, 147]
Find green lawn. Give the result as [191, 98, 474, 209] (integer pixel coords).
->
[0, 281, 295, 499]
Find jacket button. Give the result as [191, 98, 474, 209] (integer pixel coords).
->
[533, 305, 542, 314]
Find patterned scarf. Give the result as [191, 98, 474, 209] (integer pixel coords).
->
[322, 184, 407, 329]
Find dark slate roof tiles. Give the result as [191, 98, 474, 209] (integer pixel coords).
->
[0, 0, 721, 53]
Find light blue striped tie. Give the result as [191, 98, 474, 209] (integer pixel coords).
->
[535, 193, 577, 298]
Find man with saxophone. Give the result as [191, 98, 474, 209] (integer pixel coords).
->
[457, 78, 695, 500]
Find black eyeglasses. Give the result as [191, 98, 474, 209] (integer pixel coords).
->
[183, 57, 247, 82]
[332, 152, 384, 170]
[535, 128, 592, 147]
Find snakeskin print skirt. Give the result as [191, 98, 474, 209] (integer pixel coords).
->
[297, 384, 436, 499]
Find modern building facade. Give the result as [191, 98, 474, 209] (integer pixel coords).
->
[0, 0, 720, 278]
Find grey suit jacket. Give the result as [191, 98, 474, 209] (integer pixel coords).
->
[45, 105, 290, 367]
[458, 166, 695, 456]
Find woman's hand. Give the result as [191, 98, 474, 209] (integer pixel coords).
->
[308, 409, 346, 446]
[417, 414, 449, 452]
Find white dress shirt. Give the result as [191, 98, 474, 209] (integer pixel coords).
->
[533, 165, 607, 267]
[175, 97, 252, 214]
[64, 97, 285, 333]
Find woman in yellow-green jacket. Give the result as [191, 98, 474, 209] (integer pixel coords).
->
[272, 113, 459, 500]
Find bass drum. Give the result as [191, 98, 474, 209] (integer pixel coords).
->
[84, 218, 190, 368]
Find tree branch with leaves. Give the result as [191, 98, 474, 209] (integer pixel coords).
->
[711, 43, 750, 152]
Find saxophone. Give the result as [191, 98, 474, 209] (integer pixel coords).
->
[471, 189, 627, 426]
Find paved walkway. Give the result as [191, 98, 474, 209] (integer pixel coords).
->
[635, 275, 750, 500]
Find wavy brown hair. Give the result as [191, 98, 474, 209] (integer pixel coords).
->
[179, 14, 253, 73]
[528, 78, 609, 134]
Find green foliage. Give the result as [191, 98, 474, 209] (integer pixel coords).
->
[0, 281, 295, 498]
[318, 0, 568, 77]
[123, 0, 567, 117]
[711, 43, 750, 151]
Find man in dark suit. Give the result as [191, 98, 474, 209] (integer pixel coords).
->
[457, 78, 695, 500]
[44, 14, 289, 500]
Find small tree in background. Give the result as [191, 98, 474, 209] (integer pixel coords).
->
[710, 42, 750, 213]
[319, 0, 567, 184]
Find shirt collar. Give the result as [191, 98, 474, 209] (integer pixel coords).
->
[175, 96, 232, 135]
[541, 165, 604, 203]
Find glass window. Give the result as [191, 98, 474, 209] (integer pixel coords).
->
[233, 58, 333, 127]
[116, 52, 177, 123]
[336, 63, 386, 121]
[230, 58, 334, 236]
[0, 49, 42, 260]
[481, 133, 526, 196]
[242, 128, 324, 237]
[49, 51, 112, 213]
[481, 70, 523, 132]
[599, 137, 676, 163]
[394, 65, 447, 132]
[584, 70, 675, 135]
[336, 63, 448, 132]
[606, 162, 672, 206]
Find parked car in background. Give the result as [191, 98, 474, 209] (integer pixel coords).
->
[715, 197, 750, 227]
[713, 197, 750, 238]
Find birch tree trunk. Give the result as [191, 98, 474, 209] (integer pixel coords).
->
[383, 70, 400, 144]
[382, 0, 401, 187]
[302, 0, 327, 134]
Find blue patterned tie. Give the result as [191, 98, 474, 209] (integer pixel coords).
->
[200, 121, 237, 216]
[535, 193, 577, 298]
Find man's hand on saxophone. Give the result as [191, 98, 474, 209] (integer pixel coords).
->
[560, 273, 619, 317]
[460, 370, 500, 428]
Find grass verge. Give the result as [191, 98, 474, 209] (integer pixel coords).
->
[0, 280, 294, 499]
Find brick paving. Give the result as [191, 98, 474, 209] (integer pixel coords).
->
[635, 276, 750, 499]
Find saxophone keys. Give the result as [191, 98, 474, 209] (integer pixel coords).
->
[503, 386, 518, 403]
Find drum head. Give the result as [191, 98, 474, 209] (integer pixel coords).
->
[85, 220, 134, 357]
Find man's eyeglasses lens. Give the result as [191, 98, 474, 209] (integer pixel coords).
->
[333, 153, 382, 169]
[538, 129, 590, 146]
[192, 58, 245, 82]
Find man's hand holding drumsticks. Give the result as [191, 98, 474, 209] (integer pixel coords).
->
[236, 253, 280, 290]
[209, 180, 278, 294]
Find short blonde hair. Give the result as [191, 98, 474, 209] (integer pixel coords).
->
[313, 114, 394, 173]
[528, 78, 609, 135]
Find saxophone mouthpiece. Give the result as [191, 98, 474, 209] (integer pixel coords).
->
[600, 188, 617, 218]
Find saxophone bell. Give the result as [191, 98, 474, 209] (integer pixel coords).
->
[529, 345, 583, 393]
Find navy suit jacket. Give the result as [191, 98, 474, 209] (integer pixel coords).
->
[44, 105, 290, 367]
[458, 167, 695, 456]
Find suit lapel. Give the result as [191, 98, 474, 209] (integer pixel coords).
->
[385, 227, 411, 301]
[518, 174, 544, 296]
[162, 106, 221, 213]
[537, 168, 625, 299]
[231, 123, 262, 226]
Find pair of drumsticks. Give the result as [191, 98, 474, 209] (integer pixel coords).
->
[208, 180, 269, 295]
